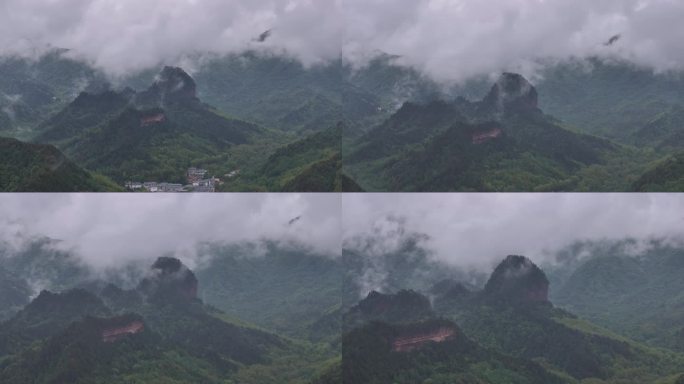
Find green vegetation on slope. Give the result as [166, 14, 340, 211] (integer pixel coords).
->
[0, 137, 120, 191]
[221, 124, 360, 191]
[549, 241, 684, 351]
[633, 151, 684, 191]
[344, 73, 655, 192]
[0, 256, 337, 384]
[196, 244, 343, 341]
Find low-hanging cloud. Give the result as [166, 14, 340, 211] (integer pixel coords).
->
[343, 194, 684, 271]
[2, 1, 684, 80]
[0, 0, 343, 76]
[344, 0, 684, 82]
[0, 194, 341, 271]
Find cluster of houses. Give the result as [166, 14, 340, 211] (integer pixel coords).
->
[124, 167, 221, 193]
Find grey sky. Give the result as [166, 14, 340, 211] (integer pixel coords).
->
[344, 0, 684, 82]
[0, 194, 341, 270]
[2, 193, 682, 275]
[342, 194, 684, 270]
[0, 0, 343, 76]
[2, 0, 683, 80]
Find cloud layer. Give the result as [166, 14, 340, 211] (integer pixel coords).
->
[344, 0, 684, 82]
[0, 0, 343, 75]
[343, 194, 684, 270]
[0, 194, 341, 270]
[2, 1, 684, 79]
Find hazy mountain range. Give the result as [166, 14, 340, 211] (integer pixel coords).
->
[2, 51, 684, 191]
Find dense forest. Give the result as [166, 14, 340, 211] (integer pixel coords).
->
[0, 251, 340, 384]
[340, 253, 684, 383]
[3, 51, 684, 191]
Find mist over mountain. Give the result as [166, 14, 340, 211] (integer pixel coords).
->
[0, 194, 341, 272]
[343, 194, 684, 271]
[0, 256, 336, 383]
[341, 254, 684, 383]
[3, 0, 684, 85]
[4, 23, 684, 191]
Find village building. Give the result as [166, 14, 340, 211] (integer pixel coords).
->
[143, 182, 159, 192]
[158, 183, 184, 192]
[187, 167, 208, 184]
[125, 181, 143, 190]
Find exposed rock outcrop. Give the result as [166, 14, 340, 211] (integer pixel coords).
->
[484, 255, 549, 305]
[102, 320, 144, 343]
[482, 73, 539, 116]
[138, 257, 198, 302]
[135, 66, 198, 108]
[391, 325, 457, 352]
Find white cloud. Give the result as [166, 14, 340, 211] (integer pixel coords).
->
[343, 0, 684, 82]
[0, 0, 342, 75]
[0, 194, 341, 270]
[2, 1, 684, 79]
[343, 193, 684, 270]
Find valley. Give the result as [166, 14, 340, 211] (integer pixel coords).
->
[3, 51, 684, 191]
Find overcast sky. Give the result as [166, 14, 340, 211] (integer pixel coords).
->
[343, 194, 684, 271]
[1, 0, 683, 80]
[0, 194, 341, 270]
[2, 194, 682, 275]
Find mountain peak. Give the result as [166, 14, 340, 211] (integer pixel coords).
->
[482, 73, 538, 116]
[138, 257, 198, 302]
[484, 255, 549, 304]
[155, 66, 197, 98]
[136, 66, 197, 107]
[345, 290, 433, 328]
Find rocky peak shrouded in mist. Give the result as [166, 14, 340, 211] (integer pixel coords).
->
[135, 66, 198, 107]
[484, 255, 549, 304]
[138, 257, 198, 302]
[345, 290, 434, 328]
[482, 73, 539, 116]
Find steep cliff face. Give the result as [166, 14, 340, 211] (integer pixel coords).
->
[138, 257, 198, 302]
[102, 320, 145, 343]
[391, 324, 457, 352]
[484, 255, 549, 305]
[482, 73, 539, 116]
[135, 66, 198, 107]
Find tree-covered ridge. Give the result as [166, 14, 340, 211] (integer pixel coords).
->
[536, 58, 684, 144]
[341, 254, 684, 383]
[0, 137, 120, 191]
[196, 244, 344, 342]
[342, 318, 565, 384]
[0, 50, 107, 140]
[4, 51, 684, 191]
[343, 290, 433, 330]
[33, 66, 268, 184]
[344, 72, 646, 192]
[0, 256, 339, 384]
[219, 123, 361, 191]
[191, 53, 344, 135]
[547, 240, 684, 352]
[632, 151, 684, 191]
